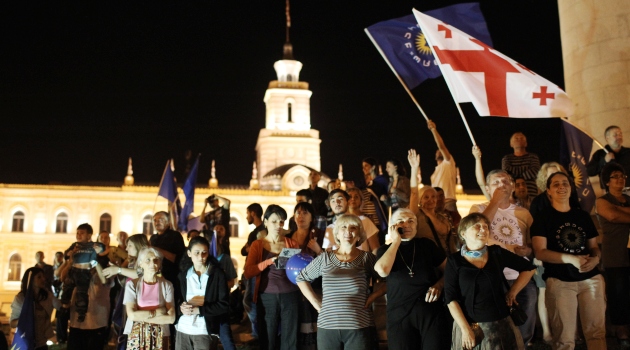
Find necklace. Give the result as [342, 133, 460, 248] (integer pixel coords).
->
[461, 244, 487, 258]
[398, 243, 415, 277]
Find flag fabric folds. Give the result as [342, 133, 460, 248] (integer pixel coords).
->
[412, 9, 567, 119]
[560, 120, 596, 213]
[210, 230, 218, 258]
[157, 159, 181, 228]
[178, 155, 200, 231]
[366, 3, 492, 89]
[11, 273, 35, 350]
[158, 160, 178, 203]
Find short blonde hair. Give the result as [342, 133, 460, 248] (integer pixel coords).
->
[333, 214, 366, 246]
[536, 162, 567, 192]
[136, 247, 164, 269]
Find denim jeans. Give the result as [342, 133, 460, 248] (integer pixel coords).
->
[507, 279, 537, 345]
[257, 291, 299, 350]
[244, 276, 258, 338]
[61, 267, 92, 317]
[218, 321, 236, 350]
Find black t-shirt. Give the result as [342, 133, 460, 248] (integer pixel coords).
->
[308, 186, 330, 217]
[150, 229, 186, 286]
[444, 245, 535, 323]
[531, 207, 600, 281]
[241, 224, 266, 257]
[376, 238, 445, 323]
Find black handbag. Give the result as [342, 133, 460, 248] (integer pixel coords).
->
[492, 249, 528, 326]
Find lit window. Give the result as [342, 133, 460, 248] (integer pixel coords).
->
[142, 215, 154, 236]
[55, 212, 68, 233]
[229, 216, 239, 237]
[100, 213, 112, 233]
[12, 211, 24, 232]
[8, 254, 22, 281]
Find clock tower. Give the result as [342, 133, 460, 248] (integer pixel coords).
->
[255, 7, 321, 185]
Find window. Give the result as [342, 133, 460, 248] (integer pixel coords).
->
[142, 214, 154, 236]
[286, 74, 294, 82]
[100, 213, 112, 233]
[55, 212, 68, 233]
[8, 254, 21, 281]
[287, 102, 292, 122]
[229, 216, 239, 237]
[12, 211, 24, 232]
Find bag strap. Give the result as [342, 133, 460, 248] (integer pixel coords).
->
[424, 214, 448, 255]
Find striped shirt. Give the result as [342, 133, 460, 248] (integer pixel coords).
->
[501, 152, 541, 199]
[296, 250, 377, 330]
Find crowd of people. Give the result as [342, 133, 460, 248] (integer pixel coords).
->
[7, 122, 630, 350]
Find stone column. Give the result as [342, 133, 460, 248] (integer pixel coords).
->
[558, 0, 630, 190]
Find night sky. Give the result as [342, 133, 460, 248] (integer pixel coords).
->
[1, 1, 565, 192]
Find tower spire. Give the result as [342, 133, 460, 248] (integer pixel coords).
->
[283, 0, 294, 60]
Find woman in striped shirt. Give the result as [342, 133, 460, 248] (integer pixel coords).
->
[296, 214, 382, 350]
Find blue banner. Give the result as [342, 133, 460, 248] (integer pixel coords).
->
[560, 120, 596, 213]
[158, 160, 178, 203]
[11, 276, 35, 350]
[178, 155, 200, 231]
[366, 2, 492, 89]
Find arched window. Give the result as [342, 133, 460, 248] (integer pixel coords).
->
[142, 214, 154, 236]
[287, 102, 292, 122]
[55, 212, 68, 233]
[100, 213, 112, 233]
[8, 254, 22, 281]
[286, 74, 294, 82]
[12, 211, 24, 232]
[229, 216, 239, 237]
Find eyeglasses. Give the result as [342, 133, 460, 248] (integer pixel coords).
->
[610, 175, 628, 180]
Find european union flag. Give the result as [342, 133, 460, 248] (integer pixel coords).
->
[158, 159, 178, 203]
[560, 119, 596, 212]
[11, 275, 35, 350]
[365, 3, 492, 89]
[178, 155, 200, 231]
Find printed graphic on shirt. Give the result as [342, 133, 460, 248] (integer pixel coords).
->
[555, 222, 586, 253]
[490, 216, 522, 246]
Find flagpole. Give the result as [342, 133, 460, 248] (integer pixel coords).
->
[152, 160, 170, 223]
[560, 117, 608, 153]
[365, 28, 429, 121]
[411, 11, 478, 145]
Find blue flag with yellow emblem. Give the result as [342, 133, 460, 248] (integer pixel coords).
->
[560, 119, 596, 213]
[365, 2, 492, 89]
[11, 273, 35, 350]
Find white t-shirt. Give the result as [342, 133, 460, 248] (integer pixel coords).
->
[176, 267, 209, 335]
[469, 202, 533, 280]
[431, 157, 457, 200]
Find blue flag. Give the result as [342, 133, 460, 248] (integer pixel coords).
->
[365, 2, 492, 89]
[11, 273, 35, 350]
[158, 160, 178, 203]
[178, 155, 200, 231]
[560, 119, 596, 213]
[210, 230, 218, 258]
[158, 159, 182, 228]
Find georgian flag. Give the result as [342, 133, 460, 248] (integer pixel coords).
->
[412, 9, 571, 119]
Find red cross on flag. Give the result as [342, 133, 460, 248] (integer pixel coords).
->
[413, 9, 571, 119]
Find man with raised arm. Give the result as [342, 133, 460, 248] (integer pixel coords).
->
[428, 120, 458, 212]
